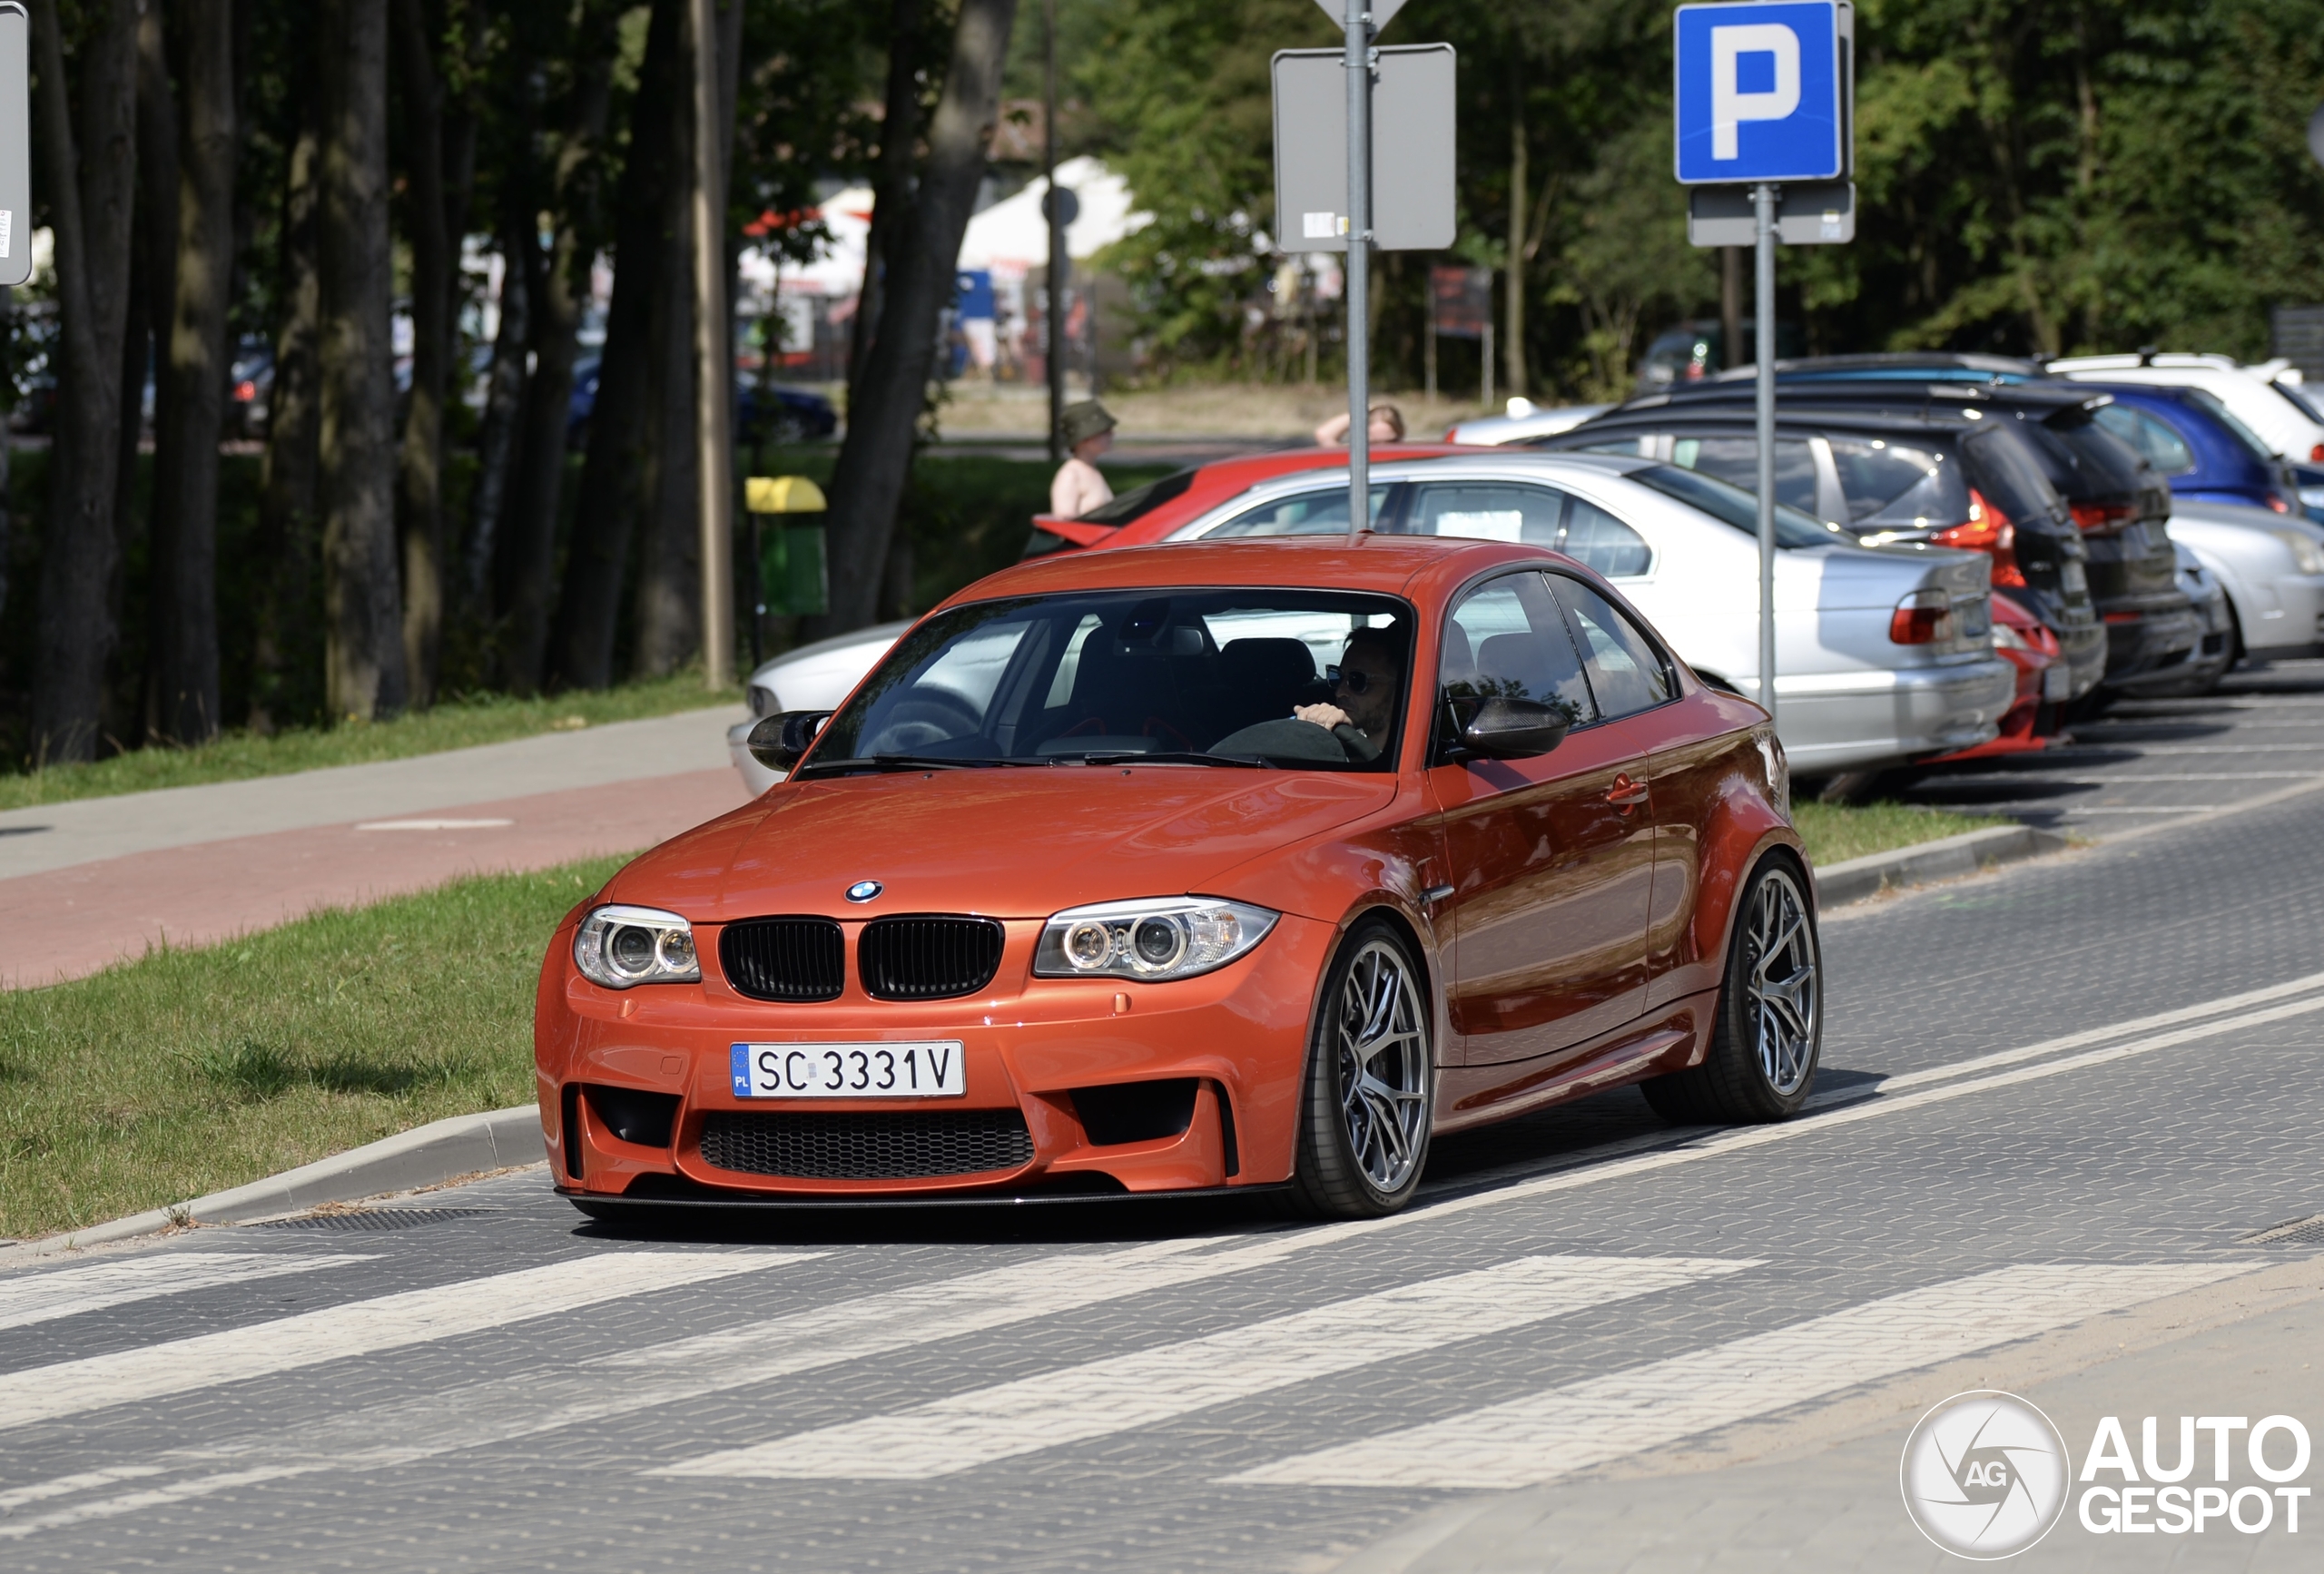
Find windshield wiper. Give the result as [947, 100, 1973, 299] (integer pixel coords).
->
[802, 754, 1020, 775]
[1074, 750, 1273, 769]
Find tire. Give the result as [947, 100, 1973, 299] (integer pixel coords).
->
[1642, 856, 1822, 1125]
[1286, 918, 1434, 1218]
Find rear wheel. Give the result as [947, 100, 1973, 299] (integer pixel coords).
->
[1643, 857, 1821, 1125]
[1287, 919, 1433, 1218]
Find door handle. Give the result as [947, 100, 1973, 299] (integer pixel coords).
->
[1606, 775, 1649, 809]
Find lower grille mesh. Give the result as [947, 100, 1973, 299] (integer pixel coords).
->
[698, 1109, 1035, 1180]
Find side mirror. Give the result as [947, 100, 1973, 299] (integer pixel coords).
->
[1455, 695, 1571, 760]
[747, 710, 833, 772]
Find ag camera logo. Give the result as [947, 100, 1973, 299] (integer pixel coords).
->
[1899, 1391, 2072, 1559]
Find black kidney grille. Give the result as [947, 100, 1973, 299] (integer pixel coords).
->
[698, 1110, 1034, 1179]
[858, 916, 1005, 1000]
[720, 917, 845, 1002]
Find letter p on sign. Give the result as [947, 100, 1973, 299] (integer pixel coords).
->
[1673, 1, 1848, 184]
[1710, 25, 1799, 159]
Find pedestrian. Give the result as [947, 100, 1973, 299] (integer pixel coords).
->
[1050, 399, 1117, 518]
[1314, 403, 1406, 448]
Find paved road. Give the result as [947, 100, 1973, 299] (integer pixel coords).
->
[0, 707, 749, 986]
[3, 689, 2320, 1569]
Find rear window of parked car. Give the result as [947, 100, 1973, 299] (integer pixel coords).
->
[1623, 463, 1851, 549]
[1824, 438, 1971, 527]
[2093, 404, 2196, 474]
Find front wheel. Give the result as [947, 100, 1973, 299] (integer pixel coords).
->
[1287, 919, 1434, 1218]
[1642, 856, 1821, 1125]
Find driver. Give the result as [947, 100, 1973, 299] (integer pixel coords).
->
[1293, 626, 1403, 762]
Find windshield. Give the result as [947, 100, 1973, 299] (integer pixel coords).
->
[803, 588, 1414, 773]
[1624, 464, 1853, 548]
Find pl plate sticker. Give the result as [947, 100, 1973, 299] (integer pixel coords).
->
[1900, 1390, 2071, 1559]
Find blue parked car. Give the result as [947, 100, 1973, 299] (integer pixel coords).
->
[566, 357, 838, 449]
[2075, 383, 2308, 519]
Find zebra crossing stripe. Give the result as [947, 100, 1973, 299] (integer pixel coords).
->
[0, 1251, 812, 1431]
[1226, 1261, 2254, 1489]
[0, 1252, 373, 1333]
[655, 1254, 1753, 1481]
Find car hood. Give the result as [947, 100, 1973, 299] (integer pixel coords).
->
[608, 767, 1398, 922]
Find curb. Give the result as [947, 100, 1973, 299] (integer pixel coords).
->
[1816, 822, 2068, 909]
[1, 1105, 543, 1265]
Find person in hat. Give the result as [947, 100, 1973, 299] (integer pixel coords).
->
[1050, 399, 1118, 518]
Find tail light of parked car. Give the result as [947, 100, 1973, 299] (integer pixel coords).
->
[1928, 489, 2027, 587]
[1889, 589, 1956, 645]
[2264, 493, 2293, 514]
[2068, 500, 2138, 533]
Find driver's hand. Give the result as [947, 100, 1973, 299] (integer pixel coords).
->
[1294, 703, 1352, 731]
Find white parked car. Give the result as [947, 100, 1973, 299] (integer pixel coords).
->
[1443, 398, 1610, 446]
[2048, 353, 2324, 465]
[2162, 498, 2324, 665]
[732, 452, 2014, 791]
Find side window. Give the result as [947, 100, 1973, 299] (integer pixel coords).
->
[1549, 577, 1676, 720]
[1408, 482, 1563, 545]
[2093, 404, 2196, 475]
[1441, 574, 1596, 728]
[1670, 435, 1820, 517]
[1824, 438, 1973, 526]
[1559, 497, 1653, 577]
[1203, 485, 1392, 537]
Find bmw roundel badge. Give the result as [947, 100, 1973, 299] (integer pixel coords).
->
[845, 880, 883, 902]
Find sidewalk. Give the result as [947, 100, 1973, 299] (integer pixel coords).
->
[0, 707, 752, 987]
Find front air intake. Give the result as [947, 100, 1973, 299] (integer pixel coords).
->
[720, 917, 845, 1002]
[857, 915, 1005, 1000]
[698, 1109, 1035, 1179]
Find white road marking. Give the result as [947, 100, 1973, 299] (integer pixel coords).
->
[0, 1467, 168, 1512]
[352, 818, 516, 831]
[0, 1252, 371, 1332]
[1228, 1262, 2253, 1489]
[0, 1251, 809, 1431]
[0, 1467, 316, 1540]
[657, 1254, 1753, 1481]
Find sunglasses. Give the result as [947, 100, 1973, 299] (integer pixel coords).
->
[1334, 666, 1380, 694]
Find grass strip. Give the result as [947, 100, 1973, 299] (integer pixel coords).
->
[1792, 800, 2015, 867]
[0, 674, 739, 813]
[0, 855, 628, 1242]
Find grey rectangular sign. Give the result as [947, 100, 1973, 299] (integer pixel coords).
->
[0, 3, 24, 289]
[1271, 44, 1455, 253]
[1687, 180, 1855, 247]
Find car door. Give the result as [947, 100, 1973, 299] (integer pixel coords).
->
[1542, 574, 1707, 1008]
[1426, 571, 1654, 1067]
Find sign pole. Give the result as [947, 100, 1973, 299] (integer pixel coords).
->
[1343, 0, 1371, 544]
[1753, 180, 1777, 733]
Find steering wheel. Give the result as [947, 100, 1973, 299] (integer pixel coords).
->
[862, 688, 983, 754]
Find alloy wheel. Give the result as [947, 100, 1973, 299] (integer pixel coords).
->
[1744, 866, 1819, 1096]
[1334, 938, 1430, 1192]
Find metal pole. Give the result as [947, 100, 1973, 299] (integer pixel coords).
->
[1753, 181, 1777, 733]
[1043, 0, 1065, 464]
[1343, 0, 1370, 543]
[689, 0, 734, 688]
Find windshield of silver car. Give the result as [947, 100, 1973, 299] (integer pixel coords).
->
[798, 588, 1415, 773]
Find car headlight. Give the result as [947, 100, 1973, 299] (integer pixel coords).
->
[574, 904, 701, 989]
[2267, 527, 2324, 575]
[1034, 897, 1278, 982]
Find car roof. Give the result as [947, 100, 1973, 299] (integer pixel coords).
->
[942, 534, 1557, 607]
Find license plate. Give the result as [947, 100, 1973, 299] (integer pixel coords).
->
[2043, 664, 2072, 702]
[730, 1041, 967, 1099]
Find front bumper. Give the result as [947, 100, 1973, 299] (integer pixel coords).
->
[2098, 598, 2203, 688]
[1770, 656, 2018, 776]
[537, 912, 1336, 1201]
[2239, 572, 2324, 663]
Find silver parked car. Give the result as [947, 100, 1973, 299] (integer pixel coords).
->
[2162, 499, 2324, 668]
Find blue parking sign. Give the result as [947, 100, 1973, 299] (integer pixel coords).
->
[1673, 2, 1848, 184]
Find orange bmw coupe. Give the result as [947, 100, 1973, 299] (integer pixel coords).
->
[536, 536, 1819, 1219]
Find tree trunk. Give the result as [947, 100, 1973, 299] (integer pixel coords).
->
[547, 0, 681, 692]
[1503, 60, 1527, 401]
[493, 0, 617, 694]
[130, 0, 172, 745]
[390, 0, 448, 706]
[148, 0, 235, 744]
[812, 0, 1017, 638]
[30, 0, 142, 764]
[849, 0, 926, 394]
[315, 0, 406, 720]
[251, 63, 321, 733]
[466, 207, 529, 610]
[630, 66, 702, 679]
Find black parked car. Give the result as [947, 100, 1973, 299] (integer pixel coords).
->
[1534, 388, 2112, 703]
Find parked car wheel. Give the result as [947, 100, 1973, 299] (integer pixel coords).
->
[1288, 919, 1433, 1218]
[1644, 858, 1821, 1125]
